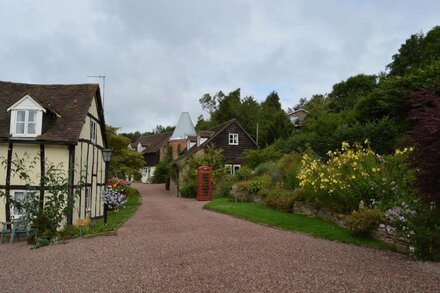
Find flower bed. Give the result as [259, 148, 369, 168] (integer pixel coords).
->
[103, 177, 128, 210]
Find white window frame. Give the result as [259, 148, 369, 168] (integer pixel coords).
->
[233, 164, 241, 175]
[85, 187, 92, 213]
[228, 133, 239, 145]
[10, 110, 43, 137]
[10, 190, 29, 219]
[90, 118, 97, 143]
[7, 94, 45, 138]
[225, 164, 241, 175]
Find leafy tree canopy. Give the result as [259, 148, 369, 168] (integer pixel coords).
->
[198, 89, 293, 147]
[387, 26, 440, 76]
[107, 125, 145, 179]
[327, 74, 377, 112]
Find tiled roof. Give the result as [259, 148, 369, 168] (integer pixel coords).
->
[173, 119, 256, 164]
[198, 130, 214, 137]
[287, 108, 309, 116]
[0, 81, 103, 144]
[138, 132, 172, 154]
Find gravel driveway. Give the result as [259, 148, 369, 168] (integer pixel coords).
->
[0, 183, 439, 292]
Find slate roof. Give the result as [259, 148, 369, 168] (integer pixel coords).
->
[0, 81, 105, 144]
[138, 132, 172, 154]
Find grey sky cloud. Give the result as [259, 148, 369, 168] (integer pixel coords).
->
[1, 0, 439, 132]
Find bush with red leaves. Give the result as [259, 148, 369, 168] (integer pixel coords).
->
[407, 88, 440, 202]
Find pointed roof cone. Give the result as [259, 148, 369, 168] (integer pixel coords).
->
[170, 112, 197, 140]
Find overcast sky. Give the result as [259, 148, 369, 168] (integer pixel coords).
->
[1, 1, 439, 132]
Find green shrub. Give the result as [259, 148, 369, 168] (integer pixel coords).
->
[214, 176, 235, 197]
[345, 209, 385, 237]
[152, 160, 170, 183]
[235, 166, 253, 180]
[254, 161, 278, 176]
[152, 145, 173, 184]
[259, 175, 272, 191]
[297, 142, 417, 212]
[133, 172, 142, 181]
[248, 177, 263, 194]
[279, 154, 302, 189]
[407, 206, 440, 261]
[180, 180, 198, 198]
[264, 190, 296, 212]
[181, 144, 227, 187]
[60, 225, 81, 239]
[244, 145, 282, 169]
[230, 181, 252, 202]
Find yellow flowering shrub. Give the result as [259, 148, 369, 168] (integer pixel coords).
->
[297, 141, 416, 212]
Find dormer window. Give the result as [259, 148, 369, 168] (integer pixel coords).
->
[7, 94, 45, 138]
[15, 110, 38, 135]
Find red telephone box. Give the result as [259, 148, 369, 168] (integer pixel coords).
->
[197, 166, 212, 201]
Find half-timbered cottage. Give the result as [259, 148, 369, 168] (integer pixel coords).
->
[0, 81, 108, 225]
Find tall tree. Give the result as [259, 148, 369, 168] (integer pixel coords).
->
[327, 74, 377, 112]
[423, 26, 440, 64]
[293, 97, 308, 111]
[261, 91, 282, 110]
[211, 89, 241, 123]
[120, 131, 141, 143]
[199, 91, 224, 115]
[107, 126, 145, 179]
[259, 91, 293, 146]
[387, 32, 424, 76]
[387, 26, 440, 76]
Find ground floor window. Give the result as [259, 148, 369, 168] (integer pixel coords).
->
[10, 190, 28, 218]
[225, 164, 241, 175]
[85, 187, 92, 213]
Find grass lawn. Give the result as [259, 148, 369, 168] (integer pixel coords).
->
[204, 197, 391, 250]
[62, 187, 141, 238]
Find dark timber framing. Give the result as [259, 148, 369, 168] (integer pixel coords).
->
[39, 144, 45, 213]
[2, 137, 106, 222]
[67, 144, 75, 225]
[91, 142, 96, 217]
[5, 142, 13, 222]
[78, 142, 83, 219]
[84, 141, 90, 217]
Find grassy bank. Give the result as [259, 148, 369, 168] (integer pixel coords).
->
[62, 187, 141, 238]
[204, 197, 390, 250]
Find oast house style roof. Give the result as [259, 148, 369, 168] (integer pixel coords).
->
[0, 81, 106, 145]
[170, 112, 197, 140]
[138, 132, 173, 154]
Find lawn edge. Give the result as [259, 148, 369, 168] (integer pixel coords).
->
[62, 187, 142, 241]
[203, 200, 393, 252]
